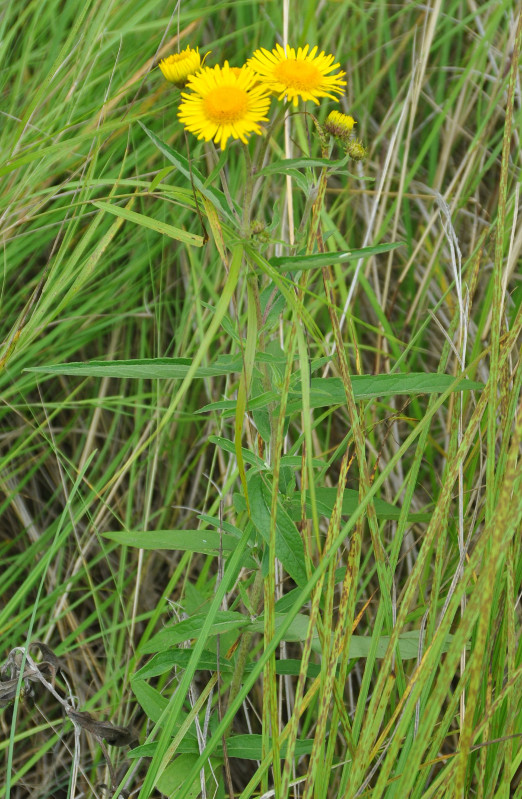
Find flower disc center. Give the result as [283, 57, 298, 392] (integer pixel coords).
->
[203, 86, 248, 122]
[274, 59, 321, 90]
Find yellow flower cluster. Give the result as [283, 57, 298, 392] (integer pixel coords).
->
[158, 43, 348, 150]
[323, 110, 367, 160]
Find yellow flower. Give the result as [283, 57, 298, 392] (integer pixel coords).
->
[178, 61, 272, 150]
[248, 44, 346, 106]
[324, 110, 356, 141]
[158, 46, 202, 86]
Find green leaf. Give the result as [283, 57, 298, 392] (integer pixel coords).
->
[268, 242, 403, 270]
[251, 374, 272, 443]
[133, 649, 233, 680]
[280, 454, 325, 469]
[149, 165, 175, 192]
[139, 611, 250, 655]
[248, 474, 308, 587]
[139, 121, 239, 223]
[129, 735, 314, 761]
[257, 156, 349, 177]
[198, 373, 483, 418]
[128, 743, 158, 758]
[249, 613, 320, 649]
[273, 572, 345, 614]
[272, 658, 321, 678]
[285, 373, 483, 413]
[226, 734, 314, 760]
[196, 514, 244, 538]
[26, 356, 243, 379]
[102, 529, 257, 566]
[198, 390, 279, 414]
[347, 631, 460, 659]
[132, 680, 168, 724]
[208, 435, 266, 469]
[247, 619, 457, 660]
[92, 201, 204, 247]
[156, 754, 220, 798]
[285, 487, 431, 523]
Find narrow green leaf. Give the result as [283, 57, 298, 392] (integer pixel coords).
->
[257, 156, 349, 176]
[129, 734, 314, 761]
[196, 514, 244, 538]
[285, 373, 483, 412]
[198, 390, 279, 414]
[102, 529, 250, 557]
[128, 743, 158, 758]
[92, 201, 204, 246]
[26, 356, 243, 379]
[226, 734, 314, 760]
[249, 614, 320, 648]
[284, 487, 431, 523]
[198, 373, 483, 418]
[133, 649, 233, 681]
[248, 619, 458, 659]
[347, 631, 458, 659]
[269, 242, 403, 270]
[139, 611, 250, 655]
[209, 434, 266, 468]
[149, 165, 175, 192]
[272, 659, 321, 678]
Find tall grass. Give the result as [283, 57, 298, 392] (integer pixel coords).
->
[0, 1, 521, 798]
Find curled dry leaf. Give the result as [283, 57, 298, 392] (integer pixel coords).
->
[66, 708, 135, 747]
[1, 643, 136, 793]
[0, 677, 21, 709]
[30, 641, 61, 677]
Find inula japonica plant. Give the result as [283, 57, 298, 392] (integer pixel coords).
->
[1, 3, 521, 799]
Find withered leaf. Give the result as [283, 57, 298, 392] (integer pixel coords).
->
[67, 708, 134, 746]
[30, 642, 61, 675]
[0, 678, 19, 708]
[0, 676, 36, 708]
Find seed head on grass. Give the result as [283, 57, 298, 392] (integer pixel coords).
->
[248, 43, 346, 106]
[178, 61, 272, 150]
[158, 46, 203, 87]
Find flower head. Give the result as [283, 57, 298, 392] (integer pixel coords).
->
[159, 46, 202, 86]
[178, 61, 272, 149]
[248, 44, 346, 106]
[347, 139, 368, 161]
[324, 110, 356, 142]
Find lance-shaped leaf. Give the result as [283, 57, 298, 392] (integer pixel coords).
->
[284, 487, 431, 523]
[92, 201, 204, 247]
[139, 611, 251, 655]
[284, 373, 483, 413]
[26, 356, 243, 380]
[139, 121, 240, 224]
[268, 242, 402, 270]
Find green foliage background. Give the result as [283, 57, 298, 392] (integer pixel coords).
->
[0, 1, 521, 797]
